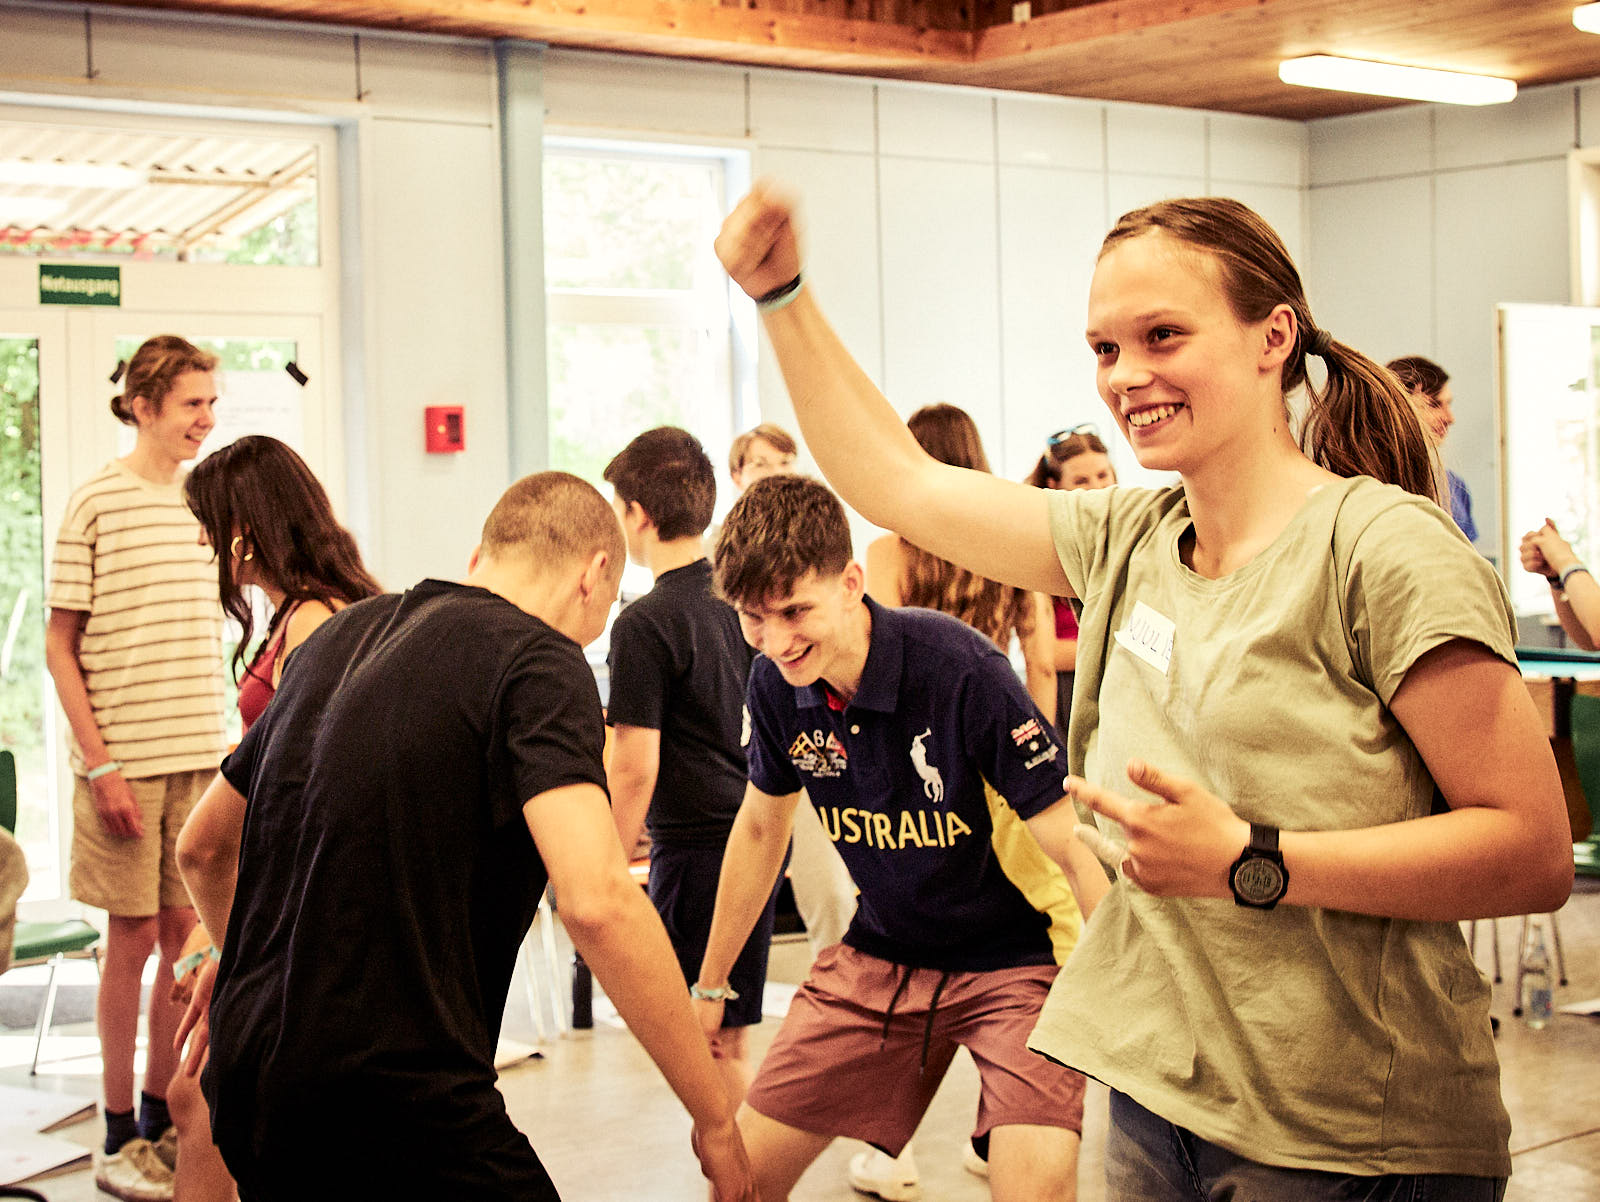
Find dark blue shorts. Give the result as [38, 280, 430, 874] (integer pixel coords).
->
[648, 840, 785, 1028]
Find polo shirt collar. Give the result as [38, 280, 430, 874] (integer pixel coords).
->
[794, 595, 903, 714]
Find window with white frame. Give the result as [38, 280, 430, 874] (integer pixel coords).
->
[542, 139, 752, 509]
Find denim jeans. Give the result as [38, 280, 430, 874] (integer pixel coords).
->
[1106, 1091, 1508, 1202]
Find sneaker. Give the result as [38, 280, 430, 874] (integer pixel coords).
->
[962, 1141, 990, 1178]
[151, 1126, 178, 1172]
[848, 1147, 922, 1202]
[93, 1137, 175, 1202]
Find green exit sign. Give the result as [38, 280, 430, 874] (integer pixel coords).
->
[40, 264, 121, 306]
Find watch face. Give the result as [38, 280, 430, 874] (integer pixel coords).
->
[1234, 856, 1285, 904]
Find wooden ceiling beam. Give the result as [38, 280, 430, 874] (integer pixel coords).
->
[45, 0, 1600, 119]
[73, 0, 973, 68]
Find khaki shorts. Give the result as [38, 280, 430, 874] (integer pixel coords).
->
[70, 769, 210, 917]
[745, 943, 1086, 1155]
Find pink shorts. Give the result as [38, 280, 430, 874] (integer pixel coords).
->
[745, 943, 1086, 1154]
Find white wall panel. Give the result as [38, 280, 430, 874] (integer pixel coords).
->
[878, 156, 1001, 431]
[1208, 113, 1306, 186]
[996, 94, 1103, 170]
[1107, 172, 1205, 221]
[1305, 176, 1432, 367]
[359, 36, 496, 125]
[91, 12, 356, 103]
[1309, 107, 1433, 186]
[1105, 103, 1205, 178]
[1434, 85, 1574, 171]
[876, 83, 994, 163]
[1216, 181, 1305, 265]
[752, 146, 884, 415]
[748, 70, 875, 153]
[0, 7, 88, 79]
[541, 49, 746, 138]
[363, 118, 508, 585]
[997, 164, 1106, 479]
[1582, 82, 1600, 148]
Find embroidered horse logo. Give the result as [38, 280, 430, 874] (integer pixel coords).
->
[910, 728, 944, 804]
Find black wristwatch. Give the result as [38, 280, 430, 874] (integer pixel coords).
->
[1229, 823, 1289, 909]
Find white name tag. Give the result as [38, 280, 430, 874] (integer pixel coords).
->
[1114, 600, 1175, 676]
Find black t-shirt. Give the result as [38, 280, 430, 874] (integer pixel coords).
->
[204, 580, 606, 1171]
[606, 559, 754, 848]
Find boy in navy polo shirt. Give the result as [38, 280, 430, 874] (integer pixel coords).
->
[693, 475, 1109, 1202]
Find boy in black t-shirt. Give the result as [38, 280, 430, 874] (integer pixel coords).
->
[174, 472, 756, 1202]
[603, 427, 780, 1102]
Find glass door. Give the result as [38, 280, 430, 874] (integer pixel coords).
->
[0, 309, 69, 905]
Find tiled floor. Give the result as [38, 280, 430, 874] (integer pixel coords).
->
[6, 879, 1598, 1200]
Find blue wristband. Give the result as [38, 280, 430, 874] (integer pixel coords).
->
[85, 760, 122, 781]
[173, 945, 221, 979]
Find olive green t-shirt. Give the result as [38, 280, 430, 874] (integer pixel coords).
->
[1030, 475, 1514, 1177]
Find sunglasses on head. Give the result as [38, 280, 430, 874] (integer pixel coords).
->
[1047, 423, 1099, 446]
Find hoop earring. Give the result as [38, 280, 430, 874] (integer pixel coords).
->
[230, 535, 254, 563]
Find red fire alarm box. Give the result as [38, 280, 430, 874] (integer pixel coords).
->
[425, 406, 464, 453]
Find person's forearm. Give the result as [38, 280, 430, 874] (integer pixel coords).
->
[1025, 800, 1110, 920]
[1053, 636, 1078, 674]
[1555, 574, 1600, 651]
[176, 776, 247, 943]
[761, 293, 933, 532]
[44, 621, 111, 766]
[1279, 806, 1571, 921]
[607, 769, 655, 861]
[564, 875, 740, 1131]
[698, 799, 794, 988]
[1026, 662, 1055, 717]
[183, 858, 237, 951]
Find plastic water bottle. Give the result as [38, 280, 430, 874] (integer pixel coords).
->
[1520, 926, 1553, 1030]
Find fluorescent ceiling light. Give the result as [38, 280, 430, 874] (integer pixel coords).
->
[0, 195, 68, 222]
[1278, 55, 1516, 106]
[0, 160, 145, 189]
[1577, 4, 1600, 34]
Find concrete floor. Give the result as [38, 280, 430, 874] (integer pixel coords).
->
[5, 879, 1598, 1201]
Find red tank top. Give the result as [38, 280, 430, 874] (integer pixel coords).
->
[237, 605, 296, 733]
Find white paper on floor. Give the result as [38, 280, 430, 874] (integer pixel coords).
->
[0, 1082, 93, 1185]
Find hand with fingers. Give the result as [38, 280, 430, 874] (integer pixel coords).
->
[714, 180, 802, 303]
[1520, 518, 1578, 579]
[1069, 759, 1249, 899]
[91, 772, 144, 839]
[692, 995, 727, 1049]
[174, 955, 218, 1076]
[691, 1116, 759, 1202]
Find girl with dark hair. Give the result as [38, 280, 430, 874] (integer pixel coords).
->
[184, 435, 380, 717]
[167, 435, 379, 1202]
[44, 334, 225, 1197]
[868, 403, 1054, 713]
[715, 183, 1569, 1199]
[1026, 428, 1118, 735]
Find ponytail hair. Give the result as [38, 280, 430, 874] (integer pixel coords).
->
[1101, 198, 1437, 505]
[111, 334, 217, 426]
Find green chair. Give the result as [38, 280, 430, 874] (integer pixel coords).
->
[1567, 694, 1600, 877]
[0, 749, 102, 1074]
